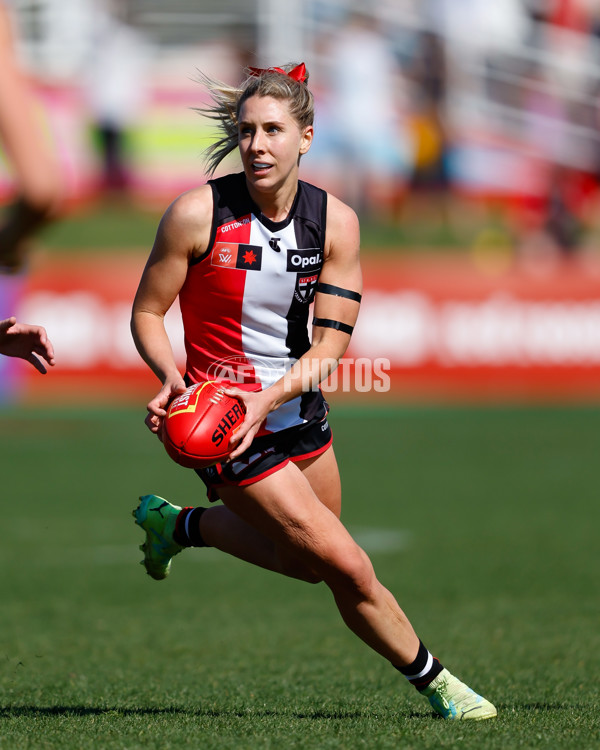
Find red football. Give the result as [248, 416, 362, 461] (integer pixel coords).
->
[162, 381, 245, 469]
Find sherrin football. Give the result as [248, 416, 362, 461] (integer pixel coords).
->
[162, 381, 245, 469]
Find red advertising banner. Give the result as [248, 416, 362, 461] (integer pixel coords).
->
[4, 251, 600, 404]
[349, 254, 600, 401]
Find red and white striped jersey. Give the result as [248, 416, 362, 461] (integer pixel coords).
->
[179, 172, 328, 433]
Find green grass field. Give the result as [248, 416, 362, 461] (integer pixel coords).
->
[32, 196, 489, 255]
[0, 404, 598, 749]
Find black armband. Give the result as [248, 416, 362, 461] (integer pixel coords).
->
[312, 317, 354, 335]
[316, 283, 362, 303]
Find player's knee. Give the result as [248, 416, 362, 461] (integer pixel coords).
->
[325, 544, 377, 599]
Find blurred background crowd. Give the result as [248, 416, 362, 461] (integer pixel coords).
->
[3, 0, 600, 265]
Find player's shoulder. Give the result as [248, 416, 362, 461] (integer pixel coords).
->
[164, 184, 213, 226]
[154, 184, 214, 256]
[324, 192, 360, 248]
[326, 192, 359, 230]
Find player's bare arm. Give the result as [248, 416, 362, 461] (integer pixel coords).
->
[289, 193, 361, 387]
[227, 195, 361, 457]
[131, 186, 213, 432]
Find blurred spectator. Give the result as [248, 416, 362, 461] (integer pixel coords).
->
[323, 9, 412, 220]
[406, 30, 449, 192]
[548, 0, 591, 31]
[518, 4, 598, 260]
[396, 25, 452, 229]
[83, 0, 150, 196]
[0, 0, 63, 273]
[429, 0, 529, 57]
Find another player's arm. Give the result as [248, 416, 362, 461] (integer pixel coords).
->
[131, 186, 212, 429]
[0, 316, 55, 373]
[227, 194, 361, 457]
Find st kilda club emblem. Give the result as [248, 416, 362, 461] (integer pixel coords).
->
[294, 273, 318, 303]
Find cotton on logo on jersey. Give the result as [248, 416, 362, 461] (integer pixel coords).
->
[219, 216, 251, 233]
[211, 242, 263, 270]
[286, 248, 323, 273]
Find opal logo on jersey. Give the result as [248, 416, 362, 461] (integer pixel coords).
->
[211, 242, 263, 270]
[287, 248, 323, 273]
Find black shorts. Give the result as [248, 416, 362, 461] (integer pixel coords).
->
[196, 411, 332, 502]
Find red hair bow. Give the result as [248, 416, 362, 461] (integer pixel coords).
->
[248, 63, 307, 83]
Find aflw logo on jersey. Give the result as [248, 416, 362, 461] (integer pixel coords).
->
[211, 242, 263, 270]
[287, 248, 323, 273]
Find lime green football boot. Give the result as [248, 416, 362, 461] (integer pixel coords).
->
[422, 669, 497, 720]
[132, 494, 184, 580]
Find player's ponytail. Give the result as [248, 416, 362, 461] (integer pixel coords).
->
[197, 63, 314, 176]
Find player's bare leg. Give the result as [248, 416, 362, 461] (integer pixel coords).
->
[196, 454, 496, 719]
[132, 449, 496, 719]
[193, 449, 341, 581]
[215, 461, 421, 667]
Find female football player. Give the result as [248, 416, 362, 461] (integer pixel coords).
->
[130, 62, 496, 721]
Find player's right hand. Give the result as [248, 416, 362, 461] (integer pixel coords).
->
[145, 378, 187, 439]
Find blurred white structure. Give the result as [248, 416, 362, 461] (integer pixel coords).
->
[8, 0, 600, 196]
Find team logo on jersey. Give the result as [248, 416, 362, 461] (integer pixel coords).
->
[294, 274, 318, 303]
[211, 242, 263, 270]
[286, 248, 323, 273]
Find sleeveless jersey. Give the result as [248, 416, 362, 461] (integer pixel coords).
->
[179, 172, 328, 434]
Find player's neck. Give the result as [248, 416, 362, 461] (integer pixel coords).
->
[246, 177, 298, 223]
